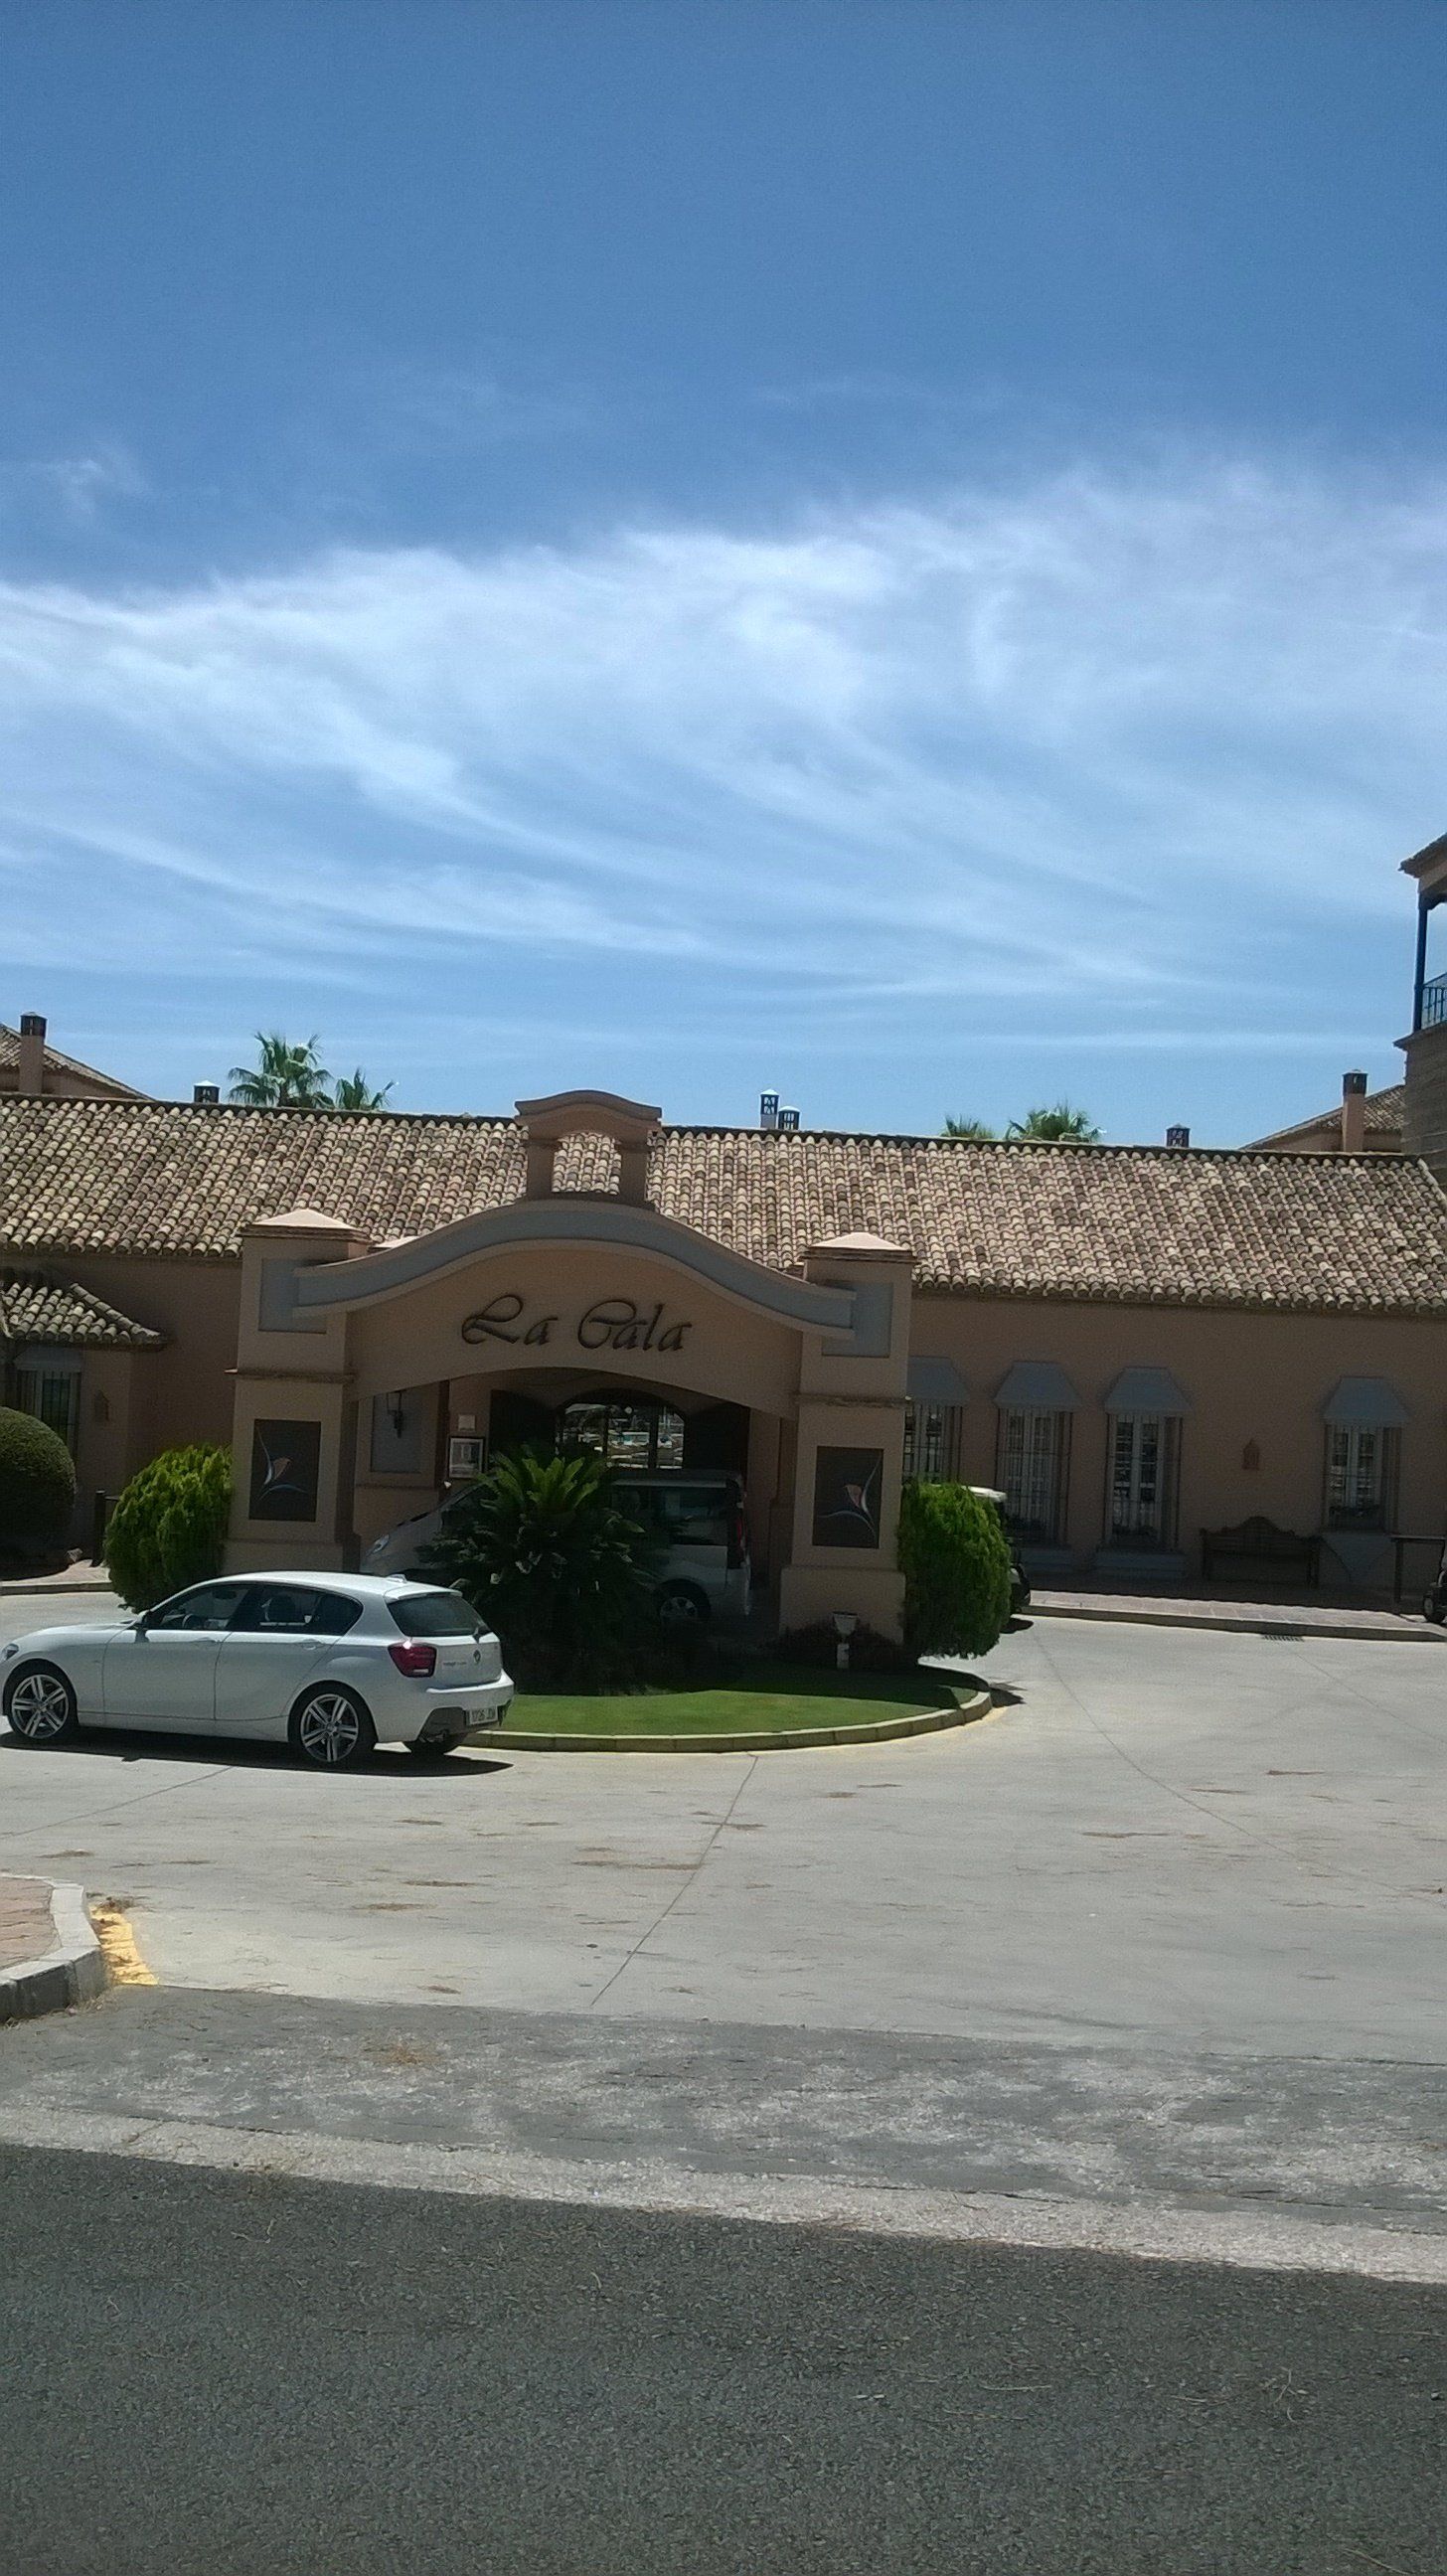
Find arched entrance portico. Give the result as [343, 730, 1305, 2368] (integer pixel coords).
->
[224, 1092, 915, 1637]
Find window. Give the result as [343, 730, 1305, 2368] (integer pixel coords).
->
[389, 1591, 482, 1639]
[996, 1409, 1071, 1544]
[1107, 1414, 1181, 1549]
[14, 1366, 80, 1456]
[1325, 1423, 1397, 1531]
[233, 1585, 363, 1637]
[561, 1398, 686, 1471]
[901, 1402, 964, 1481]
[150, 1581, 250, 1632]
[620, 1480, 730, 1547]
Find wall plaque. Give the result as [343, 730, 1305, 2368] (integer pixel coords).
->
[812, 1446, 884, 1550]
[248, 1418, 321, 1523]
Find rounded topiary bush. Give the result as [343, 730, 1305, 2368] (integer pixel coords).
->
[897, 1480, 1013, 1661]
[0, 1406, 77, 1568]
[104, 1443, 233, 1611]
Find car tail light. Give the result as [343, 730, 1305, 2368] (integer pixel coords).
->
[388, 1640, 436, 1679]
[727, 1502, 747, 1569]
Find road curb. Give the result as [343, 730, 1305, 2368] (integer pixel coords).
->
[487, 1685, 993, 1753]
[1030, 1601, 1443, 1645]
[0, 1882, 107, 2022]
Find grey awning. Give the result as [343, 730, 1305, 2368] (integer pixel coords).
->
[993, 1361, 1081, 1412]
[1320, 1375, 1408, 1427]
[1103, 1366, 1192, 1418]
[907, 1356, 969, 1406]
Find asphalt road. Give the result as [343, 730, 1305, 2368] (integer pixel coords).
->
[3, 1602, 1443, 2062]
[3, 2145, 1443, 2576]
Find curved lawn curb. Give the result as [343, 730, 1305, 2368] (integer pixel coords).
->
[0, 1879, 106, 2022]
[487, 1684, 994, 1753]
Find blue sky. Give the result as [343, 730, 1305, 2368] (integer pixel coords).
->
[3, 2, 1445, 1141]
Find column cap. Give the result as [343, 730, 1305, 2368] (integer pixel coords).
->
[803, 1230, 911, 1260]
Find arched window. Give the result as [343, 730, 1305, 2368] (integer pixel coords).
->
[560, 1396, 686, 1472]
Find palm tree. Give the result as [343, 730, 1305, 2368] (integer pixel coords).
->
[940, 1115, 996, 1140]
[1005, 1100, 1102, 1143]
[331, 1068, 395, 1113]
[227, 1033, 333, 1109]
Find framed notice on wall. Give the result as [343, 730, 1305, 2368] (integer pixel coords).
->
[248, 1418, 321, 1523]
[447, 1435, 486, 1482]
[811, 1446, 884, 1549]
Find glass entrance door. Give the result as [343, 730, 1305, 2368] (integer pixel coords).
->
[1109, 1412, 1178, 1547]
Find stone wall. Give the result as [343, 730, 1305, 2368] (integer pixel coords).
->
[1399, 1021, 1447, 1190]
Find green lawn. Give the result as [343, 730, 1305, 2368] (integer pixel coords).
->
[505, 1660, 963, 1737]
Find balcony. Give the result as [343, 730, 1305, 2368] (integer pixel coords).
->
[1418, 973, 1447, 1030]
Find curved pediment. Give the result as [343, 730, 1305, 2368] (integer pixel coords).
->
[514, 1089, 662, 1145]
[292, 1194, 854, 1335]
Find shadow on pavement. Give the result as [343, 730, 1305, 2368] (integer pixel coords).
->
[0, 1728, 511, 1779]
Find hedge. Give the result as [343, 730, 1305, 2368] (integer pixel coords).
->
[0, 1406, 77, 1567]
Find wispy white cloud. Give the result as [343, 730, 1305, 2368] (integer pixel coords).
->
[0, 442, 146, 527]
[1, 453, 1443, 1100]
[752, 370, 1013, 416]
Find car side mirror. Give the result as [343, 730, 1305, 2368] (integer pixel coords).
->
[130, 1613, 150, 1635]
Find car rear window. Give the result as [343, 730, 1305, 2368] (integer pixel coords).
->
[389, 1590, 481, 1638]
[622, 1482, 730, 1545]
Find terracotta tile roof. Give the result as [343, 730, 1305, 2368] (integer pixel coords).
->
[0, 1024, 147, 1098]
[1250, 1082, 1405, 1149]
[2, 1095, 1447, 1317]
[0, 1266, 165, 1350]
[1363, 1082, 1404, 1133]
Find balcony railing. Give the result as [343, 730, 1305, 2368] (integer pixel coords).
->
[1419, 973, 1447, 1030]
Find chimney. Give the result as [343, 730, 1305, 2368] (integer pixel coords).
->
[1341, 1069, 1367, 1154]
[16, 1013, 46, 1095]
[1165, 1124, 1190, 1149]
[759, 1089, 779, 1131]
[777, 1106, 800, 1132]
[193, 1082, 220, 1105]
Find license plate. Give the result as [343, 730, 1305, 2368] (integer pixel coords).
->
[470, 1710, 504, 1727]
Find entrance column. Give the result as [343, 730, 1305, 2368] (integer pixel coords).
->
[777, 1234, 914, 1642]
[224, 1209, 371, 1574]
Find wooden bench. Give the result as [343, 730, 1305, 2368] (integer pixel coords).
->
[1200, 1516, 1321, 1588]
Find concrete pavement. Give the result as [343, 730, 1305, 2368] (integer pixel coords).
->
[3, 1594, 1442, 2274]
[1032, 1583, 1444, 1641]
[2, 2145, 1443, 2576]
[2, 1601, 1442, 2058]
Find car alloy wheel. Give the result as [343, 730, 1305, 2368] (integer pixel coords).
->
[292, 1688, 374, 1770]
[6, 1666, 78, 1743]
[656, 1582, 709, 1630]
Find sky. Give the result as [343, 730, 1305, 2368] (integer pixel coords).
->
[2, 1, 1445, 1143]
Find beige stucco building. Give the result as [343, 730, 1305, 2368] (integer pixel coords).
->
[6, 845, 1447, 1617]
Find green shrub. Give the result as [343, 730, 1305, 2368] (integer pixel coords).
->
[422, 1447, 665, 1691]
[104, 1443, 233, 1610]
[897, 1480, 1012, 1661]
[0, 1407, 77, 1567]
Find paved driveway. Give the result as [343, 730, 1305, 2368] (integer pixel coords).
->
[2, 1596, 1442, 2059]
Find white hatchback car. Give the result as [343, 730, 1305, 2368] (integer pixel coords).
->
[0, 1572, 514, 1770]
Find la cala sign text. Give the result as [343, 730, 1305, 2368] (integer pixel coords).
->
[461, 1293, 694, 1355]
